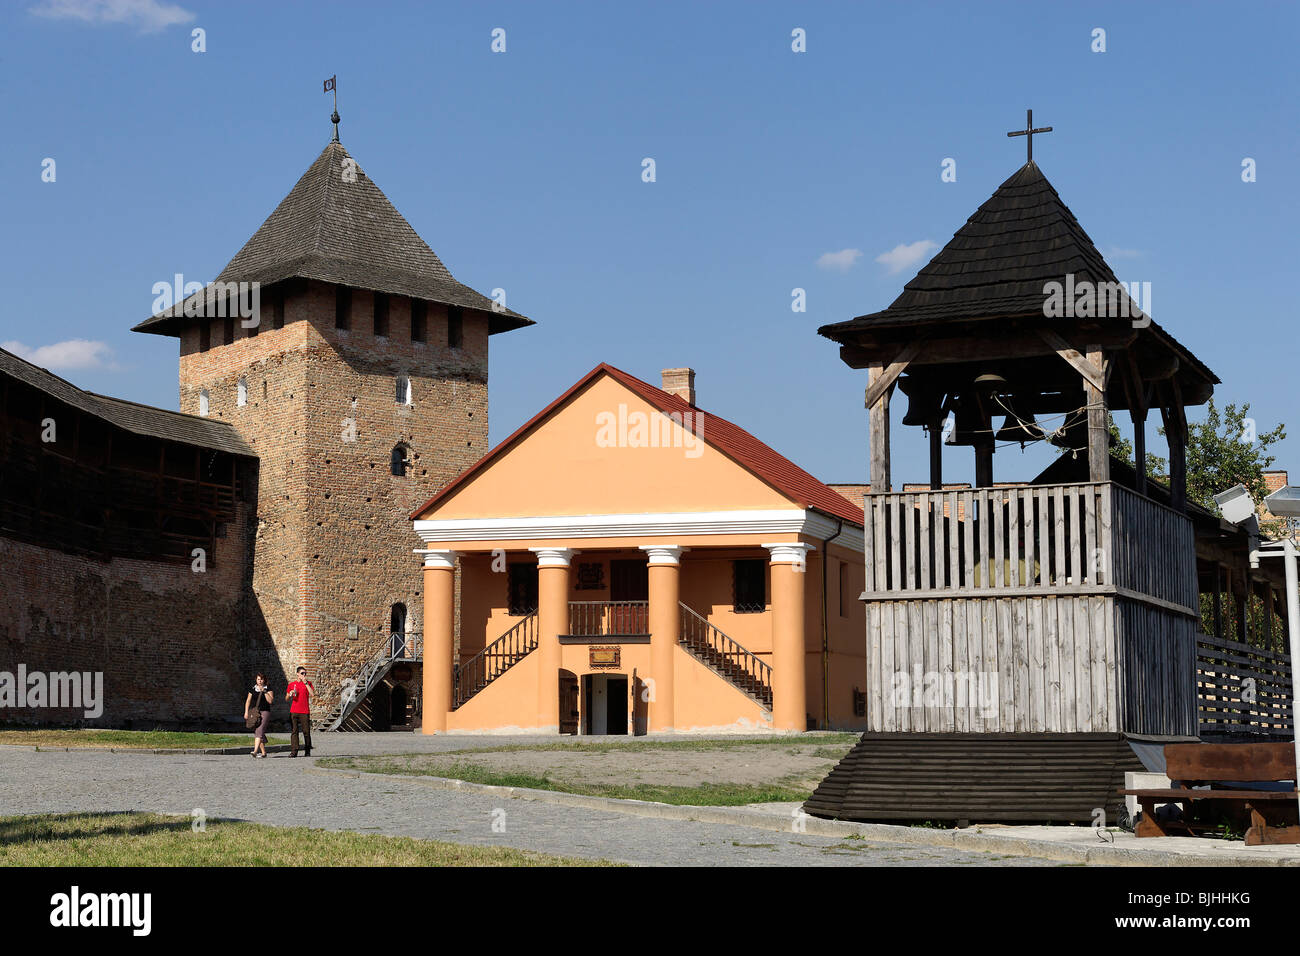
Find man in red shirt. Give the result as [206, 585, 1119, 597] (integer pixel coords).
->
[287, 666, 314, 757]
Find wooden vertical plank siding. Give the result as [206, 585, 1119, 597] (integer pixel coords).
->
[962, 491, 975, 590]
[919, 494, 931, 590]
[947, 491, 959, 589]
[903, 493, 915, 590]
[861, 481, 1198, 736]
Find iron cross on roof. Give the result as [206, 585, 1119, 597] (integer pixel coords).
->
[1006, 109, 1052, 162]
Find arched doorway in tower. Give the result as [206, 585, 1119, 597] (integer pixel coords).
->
[390, 603, 407, 658]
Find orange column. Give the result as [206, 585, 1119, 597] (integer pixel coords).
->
[420, 549, 456, 734]
[641, 545, 683, 732]
[531, 547, 573, 732]
[765, 542, 814, 732]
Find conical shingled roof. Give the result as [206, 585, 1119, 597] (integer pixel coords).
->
[134, 141, 531, 336]
[820, 161, 1139, 334]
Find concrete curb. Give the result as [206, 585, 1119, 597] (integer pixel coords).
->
[307, 765, 1295, 867]
[0, 743, 293, 756]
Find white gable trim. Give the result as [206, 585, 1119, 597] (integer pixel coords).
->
[413, 509, 863, 553]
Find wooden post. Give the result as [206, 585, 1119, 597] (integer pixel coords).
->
[1086, 346, 1110, 484]
[868, 363, 891, 492]
[974, 437, 994, 489]
[928, 417, 943, 491]
[1212, 565, 1224, 640]
[1124, 353, 1150, 497]
[1161, 381, 1188, 513]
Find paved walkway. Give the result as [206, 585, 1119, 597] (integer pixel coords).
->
[0, 734, 1059, 866]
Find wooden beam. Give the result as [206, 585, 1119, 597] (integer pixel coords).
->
[1085, 346, 1110, 483]
[863, 339, 924, 410]
[1038, 328, 1108, 393]
[868, 363, 891, 492]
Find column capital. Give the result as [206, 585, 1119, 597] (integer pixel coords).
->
[418, 549, 458, 570]
[639, 545, 685, 566]
[530, 547, 575, 568]
[762, 542, 816, 565]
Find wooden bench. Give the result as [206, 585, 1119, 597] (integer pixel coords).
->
[1120, 741, 1299, 845]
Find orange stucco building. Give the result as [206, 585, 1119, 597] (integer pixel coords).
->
[411, 364, 866, 735]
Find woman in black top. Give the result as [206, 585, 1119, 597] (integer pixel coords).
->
[245, 674, 274, 758]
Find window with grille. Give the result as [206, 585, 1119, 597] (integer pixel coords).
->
[396, 375, 412, 406]
[391, 444, 410, 477]
[733, 559, 766, 613]
[508, 562, 539, 615]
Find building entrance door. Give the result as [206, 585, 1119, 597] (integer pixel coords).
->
[582, 673, 629, 735]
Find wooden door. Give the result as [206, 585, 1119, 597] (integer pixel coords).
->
[610, 559, 649, 633]
[559, 671, 579, 735]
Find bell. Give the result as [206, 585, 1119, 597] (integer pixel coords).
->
[901, 388, 943, 428]
[944, 403, 983, 446]
[994, 414, 1044, 445]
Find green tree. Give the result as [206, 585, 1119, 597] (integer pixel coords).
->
[1183, 399, 1285, 516]
[1105, 399, 1285, 521]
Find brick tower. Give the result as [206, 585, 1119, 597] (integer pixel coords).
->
[133, 137, 533, 721]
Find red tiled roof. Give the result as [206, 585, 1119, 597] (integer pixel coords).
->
[412, 363, 864, 527]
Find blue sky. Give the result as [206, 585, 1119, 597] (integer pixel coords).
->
[3, 0, 1296, 486]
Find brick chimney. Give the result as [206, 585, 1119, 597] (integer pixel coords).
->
[661, 367, 696, 406]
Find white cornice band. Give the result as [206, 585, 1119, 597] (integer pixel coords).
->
[413, 509, 863, 553]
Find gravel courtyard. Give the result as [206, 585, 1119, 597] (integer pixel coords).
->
[0, 733, 1061, 866]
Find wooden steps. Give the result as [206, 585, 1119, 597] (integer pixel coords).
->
[804, 732, 1145, 823]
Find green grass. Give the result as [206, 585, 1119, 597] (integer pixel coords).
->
[0, 729, 287, 750]
[0, 812, 614, 866]
[320, 754, 814, 806]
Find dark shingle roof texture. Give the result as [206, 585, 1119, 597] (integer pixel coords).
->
[134, 142, 531, 336]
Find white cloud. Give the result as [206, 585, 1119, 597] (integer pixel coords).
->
[29, 0, 194, 32]
[1104, 246, 1144, 260]
[3, 339, 121, 371]
[816, 248, 864, 272]
[875, 240, 939, 275]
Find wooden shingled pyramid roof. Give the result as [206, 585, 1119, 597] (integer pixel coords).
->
[134, 141, 531, 336]
[820, 161, 1138, 334]
[818, 160, 1217, 390]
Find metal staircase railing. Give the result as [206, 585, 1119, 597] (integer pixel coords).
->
[453, 613, 539, 709]
[319, 630, 422, 732]
[679, 603, 772, 710]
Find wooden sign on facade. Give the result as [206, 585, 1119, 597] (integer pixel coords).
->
[589, 646, 620, 669]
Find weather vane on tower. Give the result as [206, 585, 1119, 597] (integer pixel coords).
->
[324, 74, 340, 142]
[1006, 109, 1052, 162]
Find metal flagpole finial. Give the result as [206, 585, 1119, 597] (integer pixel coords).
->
[1006, 108, 1052, 163]
[324, 74, 340, 142]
